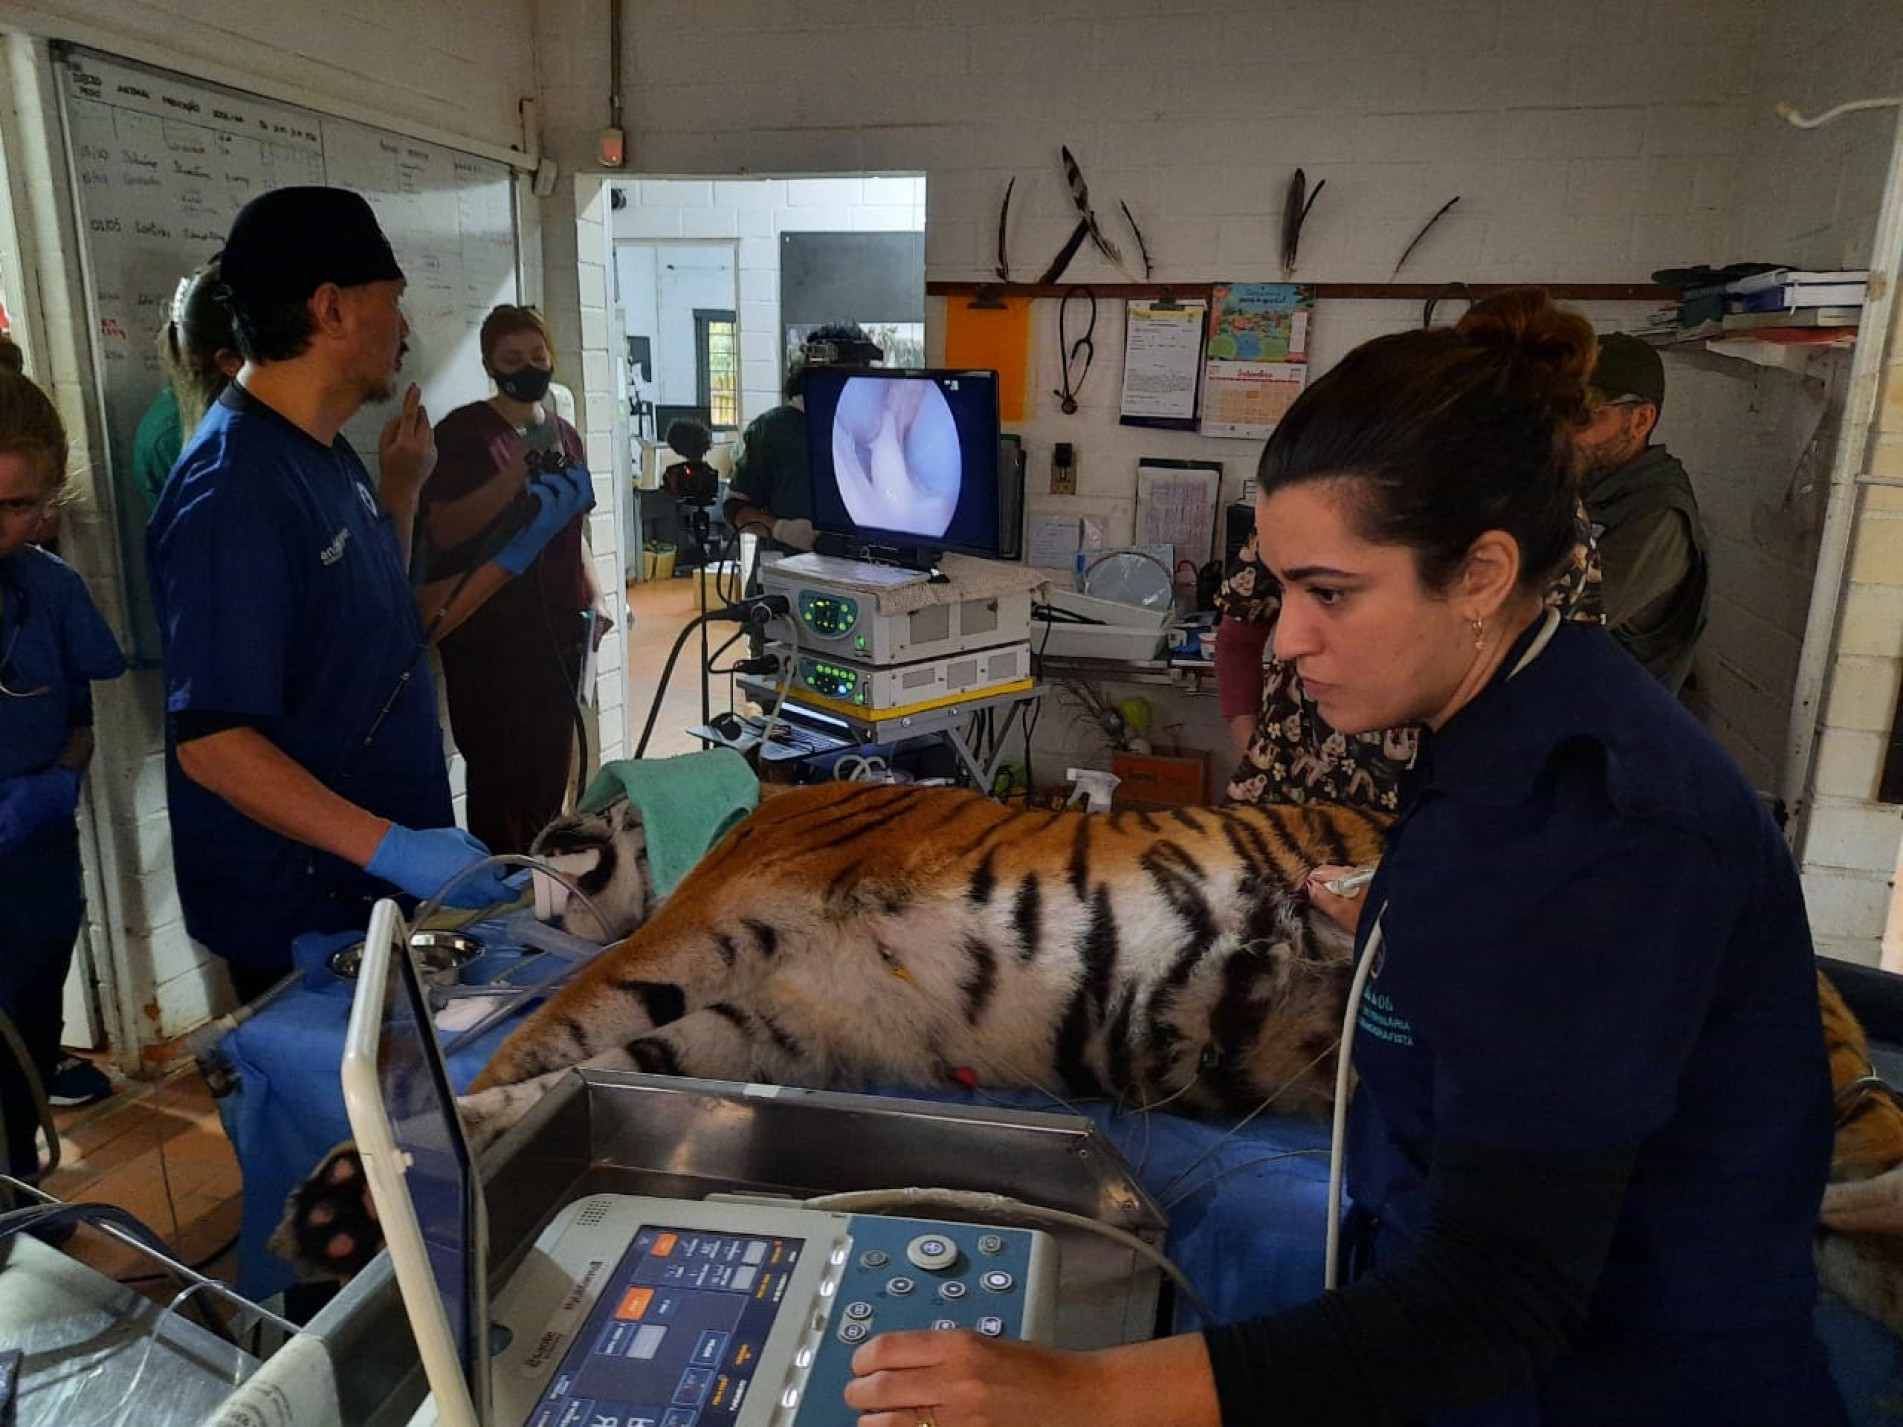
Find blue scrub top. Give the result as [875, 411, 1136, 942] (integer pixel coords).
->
[1348, 620, 1842, 1423]
[0, 545, 126, 779]
[147, 384, 452, 970]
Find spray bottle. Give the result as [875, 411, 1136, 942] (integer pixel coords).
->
[1065, 767, 1121, 813]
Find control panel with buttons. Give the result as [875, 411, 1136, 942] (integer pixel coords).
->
[492, 1194, 1056, 1427]
[798, 1214, 1056, 1423]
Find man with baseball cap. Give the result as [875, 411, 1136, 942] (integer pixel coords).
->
[1575, 332, 1709, 695]
[147, 186, 590, 999]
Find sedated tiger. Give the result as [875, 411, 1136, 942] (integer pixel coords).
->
[278, 780, 1386, 1277]
[277, 780, 1903, 1334]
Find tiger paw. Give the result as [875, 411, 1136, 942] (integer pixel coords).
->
[270, 1143, 384, 1281]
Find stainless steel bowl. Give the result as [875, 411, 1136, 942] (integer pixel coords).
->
[409, 929, 484, 986]
[328, 942, 365, 980]
[327, 929, 484, 984]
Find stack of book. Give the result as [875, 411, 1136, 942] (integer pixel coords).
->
[1721, 268, 1865, 331]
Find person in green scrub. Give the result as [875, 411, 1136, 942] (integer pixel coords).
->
[131, 262, 242, 513]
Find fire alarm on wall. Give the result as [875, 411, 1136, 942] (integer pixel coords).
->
[599, 127, 626, 169]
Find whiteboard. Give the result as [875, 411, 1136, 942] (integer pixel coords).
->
[54, 45, 520, 661]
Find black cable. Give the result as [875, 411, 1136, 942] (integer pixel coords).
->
[635, 612, 711, 759]
[1022, 598, 1057, 800]
[533, 554, 592, 809]
[631, 596, 787, 758]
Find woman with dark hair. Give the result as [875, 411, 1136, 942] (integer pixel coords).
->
[418, 304, 602, 854]
[130, 262, 242, 512]
[843, 289, 1845, 1426]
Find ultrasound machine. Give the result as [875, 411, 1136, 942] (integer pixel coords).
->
[339, 899, 1061, 1427]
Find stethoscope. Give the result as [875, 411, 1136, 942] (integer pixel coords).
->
[1053, 286, 1097, 415]
[0, 571, 50, 700]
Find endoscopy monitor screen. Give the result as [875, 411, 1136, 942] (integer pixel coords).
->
[802, 367, 1003, 559]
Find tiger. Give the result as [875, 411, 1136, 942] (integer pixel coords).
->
[276, 781, 1388, 1278]
[279, 780, 1903, 1340]
[1814, 969, 1903, 1336]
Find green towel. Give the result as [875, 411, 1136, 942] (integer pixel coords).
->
[577, 750, 760, 899]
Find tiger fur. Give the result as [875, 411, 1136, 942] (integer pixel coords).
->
[1815, 970, 1903, 1337]
[281, 780, 1903, 1335]
[277, 782, 1386, 1278]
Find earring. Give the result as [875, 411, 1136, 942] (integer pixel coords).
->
[1471, 617, 1485, 650]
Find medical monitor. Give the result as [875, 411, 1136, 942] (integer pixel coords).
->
[801, 367, 1003, 566]
[341, 899, 491, 1427]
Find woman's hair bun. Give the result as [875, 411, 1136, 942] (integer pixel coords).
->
[1454, 286, 1596, 428]
[0, 335, 24, 376]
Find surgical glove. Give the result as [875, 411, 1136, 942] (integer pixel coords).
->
[770, 517, 815, 551]
[0, 765, 81, 855]
[495, 464, 596, 574]
[366, 824, 516, 908]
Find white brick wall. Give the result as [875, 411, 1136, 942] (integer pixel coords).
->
[523, 0, 1903, 957]
[0, 1, 538, 1053]
[528, 0, 1773, 532]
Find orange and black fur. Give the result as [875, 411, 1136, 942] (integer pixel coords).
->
[1815, 970, 1903, 1335]
[281, 781, 1903, 1331]
[279, 782, 1386, 1277]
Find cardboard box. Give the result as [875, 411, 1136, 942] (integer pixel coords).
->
[1112, 750, 1211, 810]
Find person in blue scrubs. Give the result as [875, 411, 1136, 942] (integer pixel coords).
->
[148, 187, 589, 1001]
[843, 289, 1845, 1426]
[0, 338, 127, 1176]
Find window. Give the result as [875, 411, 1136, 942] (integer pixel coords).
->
[694, 309, 739, 431]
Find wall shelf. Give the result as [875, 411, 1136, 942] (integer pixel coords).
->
[927, 280, 1677, 303]
[1644, 327, 1856, 377]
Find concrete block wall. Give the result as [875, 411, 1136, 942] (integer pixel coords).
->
[1690, 0, 1903, 965]
[1836, 299, 1903, 968]
[537, 0, 1764, 525]
[0, 0, 538, 1052]
[530, 0, 1767, 773]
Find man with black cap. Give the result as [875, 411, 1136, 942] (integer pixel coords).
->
[1576, 332, 1709, 695]
[147, 186, 591, 1000]
[724, 322, 884, 554]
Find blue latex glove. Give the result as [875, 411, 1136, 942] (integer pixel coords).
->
[366, 824, 516, 908]
[0, 765, 81, 855]
[495, 463, 596, 574]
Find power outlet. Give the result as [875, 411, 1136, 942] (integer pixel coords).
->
[1051, 442, 1077, 495]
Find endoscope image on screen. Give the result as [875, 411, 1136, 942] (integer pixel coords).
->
[829, 375, 960, 540]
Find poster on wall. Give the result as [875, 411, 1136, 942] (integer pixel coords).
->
[1118, 300, 1207, 430]
[1198, 282, 1313, 440]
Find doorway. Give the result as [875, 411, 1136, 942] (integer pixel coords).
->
[578, 172, 927, 759]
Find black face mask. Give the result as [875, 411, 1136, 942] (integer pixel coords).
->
[493, 364, 553, 403]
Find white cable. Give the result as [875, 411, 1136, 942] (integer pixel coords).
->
[1324, 910, 1385, 1292]
[1776, 97, 1903, 129]
[73, 1278, 236, 1427]
[757, 604, 799, 751]
[797, 1185, 1214, 1324]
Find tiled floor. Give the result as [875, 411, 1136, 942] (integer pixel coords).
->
[31, 1056, 243, 1293]
[26, 577, 710, 1304]
[626, 568, 744, 758]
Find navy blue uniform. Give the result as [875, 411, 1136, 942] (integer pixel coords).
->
[1205, 619, 1844, 1425]
[0, 545, 124, 1174]
[147, 385, 452, 984]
